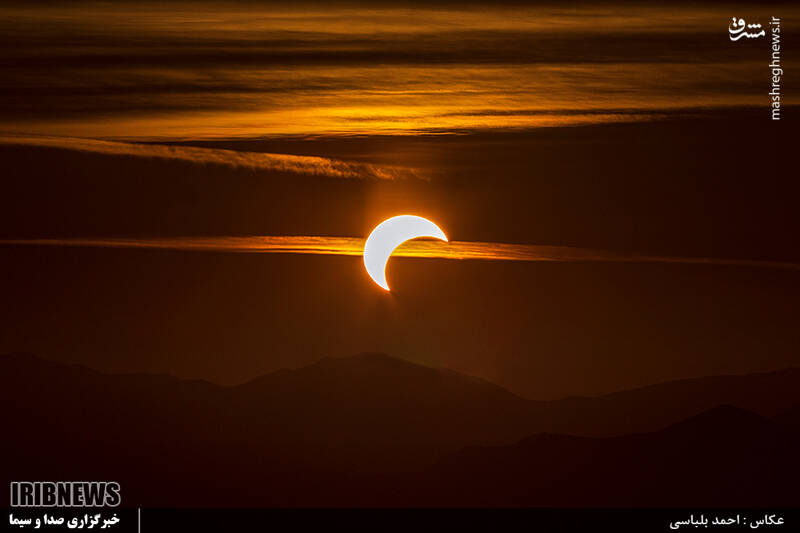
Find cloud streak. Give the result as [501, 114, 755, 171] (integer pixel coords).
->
[3, 236, 798, 271]
[0, 135, 422, 180]
[1, 3, 795, 139]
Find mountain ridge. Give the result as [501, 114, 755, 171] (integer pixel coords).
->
[3, 352, 799, 506]
[6, 350, 799, 405]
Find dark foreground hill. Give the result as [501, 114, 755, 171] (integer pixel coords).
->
[1, 353, 798, 506]
[405, 405, 800, 507]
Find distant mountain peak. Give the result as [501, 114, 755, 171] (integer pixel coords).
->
[311, 352, 417, 368]
[661, 404, 773, 437]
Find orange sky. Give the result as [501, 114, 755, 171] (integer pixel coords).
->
[1, 2, 794, 139]
[0, 2, 798, 399]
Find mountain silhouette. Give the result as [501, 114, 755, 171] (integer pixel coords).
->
[2, 352, 799, 506]
[414, 405, 800, 507]
[774, 404, 800, 427]
[527, 369, 800, 437]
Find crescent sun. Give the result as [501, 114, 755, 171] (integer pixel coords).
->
[363, 215, 448, 291]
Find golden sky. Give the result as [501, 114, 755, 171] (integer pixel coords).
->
[1, 2, 794, 139]
[0, 2, 798, 399]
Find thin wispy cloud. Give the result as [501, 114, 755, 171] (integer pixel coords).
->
[3, 236, 798, 271]
[0, 136, 422, 180]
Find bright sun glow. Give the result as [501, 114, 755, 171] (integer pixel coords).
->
[363, 215, 448, 291]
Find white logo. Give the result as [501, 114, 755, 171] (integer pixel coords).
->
[729, 17, 765, 41]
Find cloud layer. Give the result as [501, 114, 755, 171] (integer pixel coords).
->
[1, 2, 795, 139]
[0, 136, 422, 179]
[4, 236, 798, 271]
